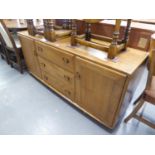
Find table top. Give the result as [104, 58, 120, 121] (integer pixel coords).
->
[78, 19, 155, 31]
[101, 20, 155, 31]
[4, 19, 43, 31]
[4, 19, 27, 31]
[133, 19, 155, 25]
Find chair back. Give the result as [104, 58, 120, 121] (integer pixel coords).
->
[147, 33, 155, 88]
[0, 19, 21, 67]
[0, 20, 14, 49]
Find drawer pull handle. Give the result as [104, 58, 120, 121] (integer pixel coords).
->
[64, 90, 71, 95]
[34, 50, 38, 56]
[44, 75, 48, 80]
[64, 75, 70, 81]
[62, 57, 70, 64]
[38, 46, 43, 52]
[76, 72, 81, 79]
[41, 63, 46, 67]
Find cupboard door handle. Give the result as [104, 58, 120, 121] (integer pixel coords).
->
[62, 57, 70, 64]
[64, 75, 70, 81]
[76, 72, 81, 79]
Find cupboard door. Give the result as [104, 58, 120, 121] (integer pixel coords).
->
[19, 36, 41, 78]
[75, 57, 127, 127]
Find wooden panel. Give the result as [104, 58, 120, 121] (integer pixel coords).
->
[75, 57, 127, 128]
[128, 30, 151, 51]
[19, 35, 41, 78]
[36, 41, 74, 72]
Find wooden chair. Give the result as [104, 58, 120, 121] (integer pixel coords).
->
[0, 33, 10, 64]
[26, 19, 72, 42]
[0, 19, 24, 73]
[124, 33, 155, 129]
[71, 19, 132, 59]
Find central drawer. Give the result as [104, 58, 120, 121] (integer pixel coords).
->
[38, 56, 74, 101]
[36, 41, 74, 73]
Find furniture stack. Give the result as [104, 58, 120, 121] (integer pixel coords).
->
[18, 19, 148, 128]
[2, 19, 154, 129]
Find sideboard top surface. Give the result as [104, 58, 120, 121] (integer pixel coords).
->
[18, 31, 148, 75]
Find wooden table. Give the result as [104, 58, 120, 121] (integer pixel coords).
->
[133, 19, 155, 25]
[4, 19, 27, 31]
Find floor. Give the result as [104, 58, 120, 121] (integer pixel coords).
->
[0, 58, 155, 135]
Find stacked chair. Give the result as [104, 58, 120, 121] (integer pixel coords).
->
[26, 19, 72, 42]
[124, 33, 155, 129]
[0, 33, 9, 64]
[0, 19, 24, 73]
[71, 19, 132, 59]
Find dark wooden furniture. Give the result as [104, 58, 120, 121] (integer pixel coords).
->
[0, 19, 24, 73]
[124, 33, 155, 129]
[133, 20, 155, 25]
[0, 33, 9, 64]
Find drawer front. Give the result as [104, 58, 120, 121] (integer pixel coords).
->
[42, 71, 74, 101]
[38, 56, 74, 90]
[36, 41, 74, 72]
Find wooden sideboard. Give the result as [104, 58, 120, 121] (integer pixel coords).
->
[18, 31, 148, 129]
